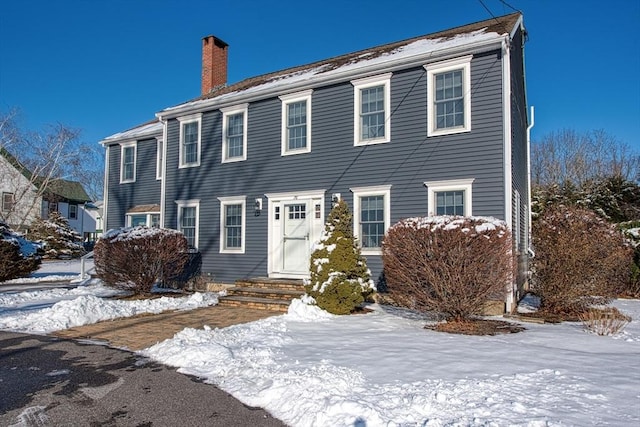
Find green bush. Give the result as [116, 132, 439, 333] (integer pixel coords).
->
[27, 211, 84, 259]
[304, 200, 375, 315]
[0, 221, 41, 282]
[382, 216, 513, 321]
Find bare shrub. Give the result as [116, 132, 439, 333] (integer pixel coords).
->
[579, 307, 631, 336]
[532, 205, 633, 316]
[94, 227, 189, 295]
[382, 216, 513, 321]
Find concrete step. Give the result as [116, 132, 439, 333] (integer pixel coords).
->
[217, 295, 290, 313]
[235, 277, 305, 291]
[227, 286, 304, 300]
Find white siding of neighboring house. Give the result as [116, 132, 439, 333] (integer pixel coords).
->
[0, 155, 42, 229]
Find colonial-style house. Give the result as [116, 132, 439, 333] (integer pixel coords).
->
[101, 13, 531, 312]
[0, 147, 96, 239]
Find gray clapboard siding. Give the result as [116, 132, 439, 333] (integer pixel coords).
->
[157, 48, 508, 283]
[106, 137, 161, 229]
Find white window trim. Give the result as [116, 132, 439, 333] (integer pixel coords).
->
[351, 73, 392, 146]
[156, 137, 163, 180]
[69, 204, 78, 220]
[175, 199, 200, 248]
[279, 90, 312, 156]
[221, 104, 248, 163]
[177, 113, 202, 168]
[424, 55, 472, 137]
[350, 185, 391, 255]
[217, 196, 246, 254]
[423, 178, 474, 216]
[119, 141, 137, 184]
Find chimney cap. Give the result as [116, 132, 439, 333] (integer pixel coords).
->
[202, 35, 228, 48]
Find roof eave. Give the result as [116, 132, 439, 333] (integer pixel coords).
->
[157, 36, 505, 121]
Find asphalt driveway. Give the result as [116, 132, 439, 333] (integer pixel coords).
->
[0, 331, 285, 426]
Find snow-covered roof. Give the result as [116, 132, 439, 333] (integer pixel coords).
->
[160, 13, 521, 117]
[101, 120, 162, 145]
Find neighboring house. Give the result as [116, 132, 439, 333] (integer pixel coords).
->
[41, 179, 96, 241]
[0, 147, 96, 238]
[0, 147, 42, 230]
[101, 13, 531, 311]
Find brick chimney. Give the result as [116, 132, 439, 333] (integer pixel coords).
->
[201, 35, 228, 95]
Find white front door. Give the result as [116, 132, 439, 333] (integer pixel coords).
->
[282, 202, 309, 274]
[266, 190, 325, 279]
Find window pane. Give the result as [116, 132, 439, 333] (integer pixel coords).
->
[183, 122, 198, 164]
[130, 214, 147, 227]
[181, 206, 196, 247]
[434, 70, 464, 130]
[123, 146, 134, 180]
[287, 101, 307, 150]
[435, 190, 465, 216]
[227, 113, 244, 158]
[360, 195, 384, 248]
[360, 86, 385, 140]
[224, 204, 242, 249]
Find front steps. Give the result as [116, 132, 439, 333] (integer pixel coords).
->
[217, 277, 305, 312]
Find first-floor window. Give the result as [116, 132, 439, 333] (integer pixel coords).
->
[126, 212, 161, 228]
[350, 185, 391, 255]
[218, 196, 246, 253]
[435, 190, 465, 215]
[360, 195, 385, 248]
[2, 192, 14, 212]
[130, 214, 147, 227]
[424, 178, 474, 217]
[176, 200, 199, 248]
[69, 204, 78, 220]
[151, 214, 160, 228]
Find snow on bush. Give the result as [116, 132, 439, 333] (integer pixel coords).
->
[382, 215, 513, 321]
[94, 226, 190, 295]
[0, 221, 41, 281]
[304, 200, 375, 315]
[27, 211, 84, 259]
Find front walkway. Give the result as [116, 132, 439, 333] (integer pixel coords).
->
[54, 305, 280, 351]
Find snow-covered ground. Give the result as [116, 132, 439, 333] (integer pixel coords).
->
[1, 261, 639, 426]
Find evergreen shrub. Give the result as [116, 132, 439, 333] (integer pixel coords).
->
[0, 221, 41, 282]
[304, 200, 375, 315]
[382, 216, 513, 321]
[27, 211, 84, 259]
[94, 226, 189, 295]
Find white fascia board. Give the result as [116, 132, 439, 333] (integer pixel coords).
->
[157, 37, 505, 121]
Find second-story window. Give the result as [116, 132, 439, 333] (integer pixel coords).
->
[178, 113, 202, 168]
[120, 142, 136, 183]
[425, 55, 472, 137]
[221, 104, 248, 163]
[351, 73, 391, 146]
[279, 90, 312, 155]
[69, 204, 78, 220]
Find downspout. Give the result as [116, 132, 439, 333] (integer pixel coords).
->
[101, 145, 110, 237]
[159, 116, 168, 228]
[526, 106, 535, 258]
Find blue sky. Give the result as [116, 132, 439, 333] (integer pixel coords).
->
[1, 0, 639, 152]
